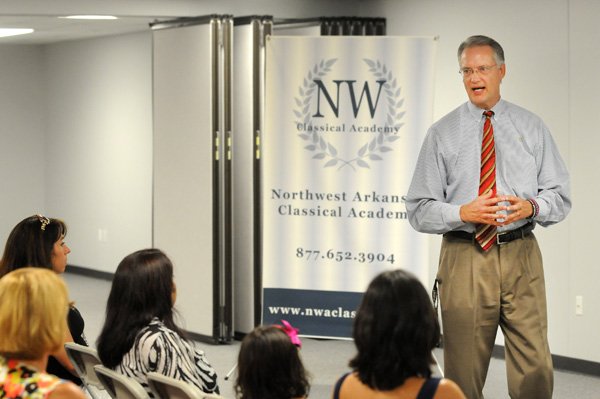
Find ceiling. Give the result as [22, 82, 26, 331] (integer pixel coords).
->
[0, 0, 367, 44]
[0, 14, 170, 44]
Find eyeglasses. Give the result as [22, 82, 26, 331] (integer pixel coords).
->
[459, 64, 499, 78]
[37, 214, 50, 231]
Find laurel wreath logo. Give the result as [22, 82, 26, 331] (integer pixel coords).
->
[294, 58, 405, 171]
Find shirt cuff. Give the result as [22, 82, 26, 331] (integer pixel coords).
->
[444, 204, 466, 230]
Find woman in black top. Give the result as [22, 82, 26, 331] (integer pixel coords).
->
[0, 214, 86, 385]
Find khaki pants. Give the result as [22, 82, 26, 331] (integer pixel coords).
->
[438, 233, 553, 399]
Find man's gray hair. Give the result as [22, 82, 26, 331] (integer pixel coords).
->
[457, 35, 505, 66]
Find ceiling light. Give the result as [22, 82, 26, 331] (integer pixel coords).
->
[61, 15, 118, 20]
[0, 28, 34, 38]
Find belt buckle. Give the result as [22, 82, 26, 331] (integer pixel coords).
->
[496, 231, 509, 245]
[496, 225, 526, 245]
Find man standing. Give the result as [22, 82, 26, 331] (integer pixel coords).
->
[406, 35, 571, 399]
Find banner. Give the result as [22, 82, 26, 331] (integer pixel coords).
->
[262, 36, 437, 338]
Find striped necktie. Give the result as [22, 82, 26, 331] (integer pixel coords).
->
[475, 110, 496, 251]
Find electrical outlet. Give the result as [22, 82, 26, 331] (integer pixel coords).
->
[575, 296, 583, 316]
[97, 228, 108, 242]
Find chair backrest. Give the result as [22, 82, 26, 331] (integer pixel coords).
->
[64, 342, 106, 398]
[146, 372, 224, 399]
[93, 365, 149, 399]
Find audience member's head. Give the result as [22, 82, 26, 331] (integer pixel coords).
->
[350, 269, 440, 390]
[97, 248, 181, 368]
[235, 325, 310, 399]
[0, 214, 69, 277]
[0, 268, 69, 360]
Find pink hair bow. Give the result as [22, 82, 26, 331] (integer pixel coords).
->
[276, 319, 302, 348]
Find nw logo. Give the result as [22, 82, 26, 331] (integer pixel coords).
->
[294, 58, 405, 171]
[312, 79, 387, 119]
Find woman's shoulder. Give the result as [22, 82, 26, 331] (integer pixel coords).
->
[332, 372, 353, 399]
[334, 372, 378, 399]
[433, 378, 466, 399]
[47, 381, 87, 399]
[136, 318, 185, 347]
[143, 318, 181, 338]
[0, 361, 84, 399]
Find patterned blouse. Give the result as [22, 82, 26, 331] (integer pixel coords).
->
[0, 356, 63, 399]
[116, 317, 219, 398]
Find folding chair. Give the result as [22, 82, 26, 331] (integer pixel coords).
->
[93, 365, 149, 399]
[64, 342, 107, 399]
[146, 372, 224, 399]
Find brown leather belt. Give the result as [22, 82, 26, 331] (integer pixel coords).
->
[444, 222, 534, 245]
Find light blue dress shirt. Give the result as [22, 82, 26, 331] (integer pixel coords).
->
[406, 99, 571, 234]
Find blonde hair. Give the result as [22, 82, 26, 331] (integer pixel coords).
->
[0, 268, 69, 359]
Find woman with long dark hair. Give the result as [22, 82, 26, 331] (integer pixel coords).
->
[332, 269, 465, 399]
[0, 214, 85, 385]
[96, 248, 219, 398]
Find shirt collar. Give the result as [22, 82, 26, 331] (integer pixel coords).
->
[467, 98, 506, 120]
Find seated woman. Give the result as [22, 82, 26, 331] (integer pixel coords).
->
[0, 268, 86, 399]
[0, 215, 85, 385]
[96, 248, 219, 398]
[235, 324, 310, 399]
[332, 269, 466, 399]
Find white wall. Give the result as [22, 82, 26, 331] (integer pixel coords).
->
[0, 45, 46, 242]
[0, 35, 154, 272]
[43, 32, 153, 273]
[567, 0, 600, 364]
[359, 0, 598, 363]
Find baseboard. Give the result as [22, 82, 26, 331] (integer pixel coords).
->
[492, 344, 600, 376]
[553, 353, 600, 376]
[66, 264, 114, 281]
[185, 330, 228, 345]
